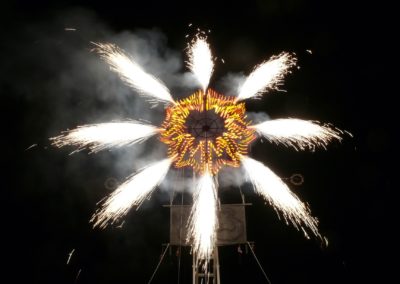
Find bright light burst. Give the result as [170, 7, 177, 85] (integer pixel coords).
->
[91, 157, 173, 228]
[52, 31, 348, 264]
[187, 36, 214, 91]
[187, 171, 218, 263]
[242, 156, 320, 239]
[51, 121, 159, 153]
[93, 42, 175, 105]
[251, 118, 344, 151]
[236, 52, 297, 101]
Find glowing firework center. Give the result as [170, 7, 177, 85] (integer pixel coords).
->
[160, 89, 256, 175]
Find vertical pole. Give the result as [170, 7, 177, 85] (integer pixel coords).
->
[214, 246, 220, 284]
[192, 252, 197, 284]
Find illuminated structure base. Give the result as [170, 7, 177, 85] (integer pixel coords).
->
[146, 202, 271, 283]
[168, 203, 249, 283]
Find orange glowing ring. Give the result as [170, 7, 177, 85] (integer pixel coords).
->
[160, 89, 256, 175]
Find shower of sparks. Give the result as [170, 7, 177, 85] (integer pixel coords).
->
[93, 42, 175, 105]
[187, 171, 218, 262]
[91, 157, 173, 228]
[187, 36, 214, 91]
[236, 52, 297, 101]
[251, 118, 344, 151]
[241, 156, 321, 239]
[51, 121, 159, 153]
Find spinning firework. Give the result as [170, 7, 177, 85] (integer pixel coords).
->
[160, 89, 256, 175]
[51, 33, 346, 264]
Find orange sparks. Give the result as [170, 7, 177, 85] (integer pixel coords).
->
[160, 89, 256, 175]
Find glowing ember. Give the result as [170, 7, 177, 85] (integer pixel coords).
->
[160, 89, 256, 175]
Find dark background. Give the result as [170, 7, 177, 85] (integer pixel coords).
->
[1, 1, 395, 283]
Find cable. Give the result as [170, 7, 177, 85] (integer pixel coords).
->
[247, 242, 272, 284]
[177, 171, 185, 284]
[147, 243, 170, 284]
[177, 197, 183, 284]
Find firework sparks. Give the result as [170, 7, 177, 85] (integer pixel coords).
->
[241, 156, 320, 239]
[236, 52, 297, 101]
[25, 143, 38, 151]
[187, 171, 218, 262]
[66, 249, 75, 265]
[187, 36, 214, 91]
[91, 157, 173, 228]
[160, 89, 256, 175]
[52, 32, 349, 270]
[93, 42, 175, 105]
[51, 121, 159, 153]
[251, 118, 344, 151]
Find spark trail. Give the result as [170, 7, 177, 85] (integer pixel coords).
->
[251, 118, 344, 151]
[93, 43, 175, 104]
[241, 156, 321, 239]
[236, 52, 297, 101]
[187, 36, 214, 91]
[187, 171, 218, 263]
[51, 121, 159, 153]
[91, 157, 173, 228]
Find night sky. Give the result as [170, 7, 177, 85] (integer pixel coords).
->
[2, 1, 395, 283]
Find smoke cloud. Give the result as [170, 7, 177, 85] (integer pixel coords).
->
[0, 9, 189, 193]
[216, 72, 246, 97]
[2, 8, 261, 204]
[246, 111, 271, 123]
